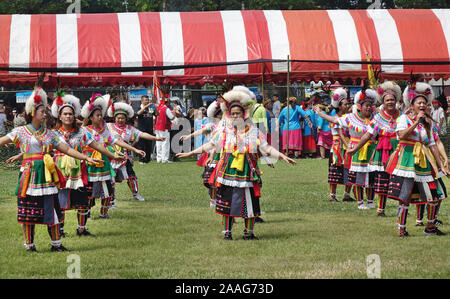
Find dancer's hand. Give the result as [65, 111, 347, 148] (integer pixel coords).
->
[87, 157, 104, 165]
[281, 154, 296, 165]
[6, 153, 23, 163]
[114, 152, 127, 161]
[442, 165, 450, 178]
[313, 105, 322, 114]
[346, 144, 357, 156]
[156, 137, 166, 141]
[179, 135, 189, 141]
[135, 149, 146, 158]
[176, 152, 191, 159]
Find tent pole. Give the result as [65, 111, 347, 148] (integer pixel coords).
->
[261, 63, 264, 99]
[286, 55, 290, 156]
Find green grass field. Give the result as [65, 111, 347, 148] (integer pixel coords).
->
[0, 158, 449, 279]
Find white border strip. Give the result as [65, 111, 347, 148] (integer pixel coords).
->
[327, 10, 361, 71]
[264, 10, 290, 72]
[367, 10, 403, 73]
[221, 10, 248, 74]
[118, 12, 143, 76]
[160, 12, 184, 76]
[9, 14, 31, 74]
[56, 14, 78, 76]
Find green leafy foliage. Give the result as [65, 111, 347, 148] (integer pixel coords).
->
[0, 0, 448, 14]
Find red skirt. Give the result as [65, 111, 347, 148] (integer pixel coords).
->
[302, 134, 316, 153]
[317, 131, 332, 150]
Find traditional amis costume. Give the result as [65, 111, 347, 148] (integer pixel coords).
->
[337, 89, 379, 209]
[327, 88, 353, 202]
[4, 88, 67, 251]
[385, 82, 447, 237]
[52, 93, 97, 237]
[177, 87, 296, 240]
[106, 101, 145, 202]
[209, 89, 264, 240]
[200, 100, 222, 207]
[415, 123, 448, 227]
[81, 94, 117, 219]
[364, 81, 403, 216]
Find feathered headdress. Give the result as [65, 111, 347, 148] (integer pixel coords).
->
[354, 88, 379, 110]
[80, 93, 110, 119]
[25, 87, 48, 117]
[220, 86, 255, 119]
[51, 93, 81, 118]
[376, 81, 402, 104]
[206, 100, 222, 119]
[402, 82, 434, 108]
[330, 88, 348, 108]
[107, 101, 134, 119]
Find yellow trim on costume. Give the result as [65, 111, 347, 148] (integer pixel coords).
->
[230, 149, 245, 172]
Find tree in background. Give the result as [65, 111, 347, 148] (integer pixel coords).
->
[0, 0, 448, 14]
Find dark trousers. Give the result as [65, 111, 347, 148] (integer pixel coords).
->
[170, 129, 181, 161]
[137, 134, 154, 163]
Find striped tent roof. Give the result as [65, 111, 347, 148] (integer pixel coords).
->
[0, 9, 449, 87]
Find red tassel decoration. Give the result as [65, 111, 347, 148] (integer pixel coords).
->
[34, 94, 42, 104]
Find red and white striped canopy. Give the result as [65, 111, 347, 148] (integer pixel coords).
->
[0, 9, 449, 87]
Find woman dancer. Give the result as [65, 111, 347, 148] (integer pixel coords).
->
[327, 88, 354, 202]
[80, 94, 145, 219]
[177, 87, 296, 240]
[51, 93, 125, 237]
[179, 100, 223, 207]
[414, 103, 448, 227]
[315, 88, 380, 210]
[384, 82, 449, 237]
[0, 87, 102, 252]
[347, 81, 403, 216]
[106, 101, 163, 203]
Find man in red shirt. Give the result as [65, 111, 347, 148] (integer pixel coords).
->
[154, 95, 176, 163]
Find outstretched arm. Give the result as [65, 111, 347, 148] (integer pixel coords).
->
[0, 135, 12, 147]
[115, 139, 146, 158]
[313, 105, 339, 125]
[6, 152, 23, 163]
[88, 140, 125, 161]
[346, 132, 373, 155]
[140, 132, 165, 141]
[55, 142, 103, 165]
[429, 144, 450, 177]
[260, 144, 296, 165]
[435, 139, 449, 172]
[175, 141, 216, 158]
[179, 127, 208, 141]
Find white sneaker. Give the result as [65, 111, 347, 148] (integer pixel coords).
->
[358, 204, 369, 210]
[133, 193, 145, 202]
[366, 203, 376, 209]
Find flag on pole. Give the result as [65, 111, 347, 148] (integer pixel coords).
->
[366, 53, 377, 89]
[152, 64, 162, 105]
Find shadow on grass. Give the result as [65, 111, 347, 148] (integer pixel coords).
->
[252, 217, 304, 224]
